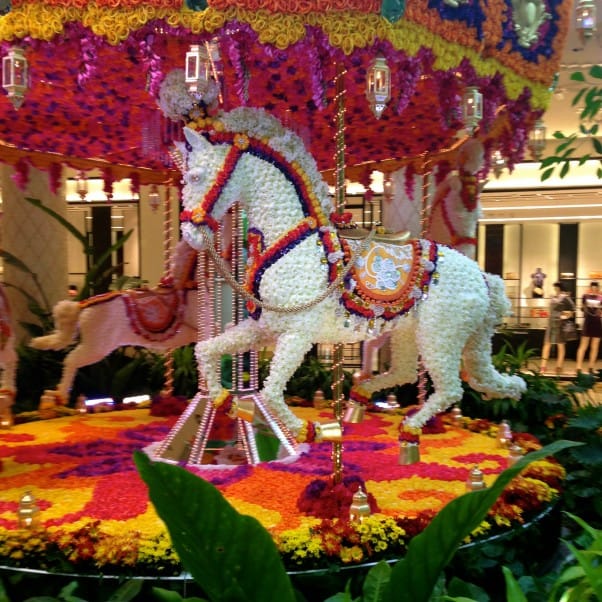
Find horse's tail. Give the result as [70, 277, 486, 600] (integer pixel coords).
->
[483, 273, 512, 324]
[30, 300, 81, 350]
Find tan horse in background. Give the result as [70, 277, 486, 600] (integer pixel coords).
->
[30, 240, 204, 404]
[0, 284, 17, 412]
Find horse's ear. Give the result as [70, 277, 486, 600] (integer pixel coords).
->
[184, 127, 212, 152]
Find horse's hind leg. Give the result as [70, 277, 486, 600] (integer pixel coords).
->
[353, 323, 418, 401]
[405, 325, 466, 429]
[463, 328, 526, 400]
[56, 342, 109, 403]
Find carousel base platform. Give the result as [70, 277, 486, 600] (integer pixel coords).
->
[0, 406, 562, 601]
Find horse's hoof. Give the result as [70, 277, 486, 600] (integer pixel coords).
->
[297, 420, 343, 443]
[315, 421, 343, 442]
[343, 401, 365, 423]
[398, 441, 420, 465]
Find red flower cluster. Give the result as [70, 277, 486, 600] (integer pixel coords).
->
[330, 211, 354, 226]
[297, 476, 379, 520]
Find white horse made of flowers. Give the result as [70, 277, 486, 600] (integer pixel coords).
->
[30, 240, 202, 404]
[180, 108, 525, 442]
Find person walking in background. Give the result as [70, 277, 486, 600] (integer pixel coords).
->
[576, 281, 602, 375]
[540, 281, 576, 375]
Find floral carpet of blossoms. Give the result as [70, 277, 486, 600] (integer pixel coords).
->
[0, 407, 564, 574]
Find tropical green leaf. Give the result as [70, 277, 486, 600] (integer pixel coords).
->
[0, 249, 36, 275]
[383, 440, 581, 602]
[134, 451, 297, 602]
[501, 567, 527, 602]
[362, 561, 391, 602]
[106, 579, 144, 601]
[593, 138, 602, 154]
[570, 71, 586, 82]
[589, 65, 602, 79]
[541, 167, 554, 181]
[572, 88, 586, 106]
[560, 161, 570, 178]
[24, 197, 90, 249]
[151, 587, 208, 601]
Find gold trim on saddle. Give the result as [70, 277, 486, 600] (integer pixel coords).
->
[338, 224, 411, 245]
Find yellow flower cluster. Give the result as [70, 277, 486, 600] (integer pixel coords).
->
[0, 528, 51, 566]
[356, 514, 406, 552]
[276, 523, 324, 564]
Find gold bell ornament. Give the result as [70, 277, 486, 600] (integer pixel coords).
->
[343, 401, 365, 423]
[349, 487, 371, 522]
[466, 465, 486, 491]
[17, 491, 39, 528]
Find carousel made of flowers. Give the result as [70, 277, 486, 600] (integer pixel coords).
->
[0, 0, 576, 582]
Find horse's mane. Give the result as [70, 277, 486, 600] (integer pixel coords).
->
[220, 107, 334, 217]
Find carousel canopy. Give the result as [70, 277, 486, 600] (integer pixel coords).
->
[0, 0, 571, 186]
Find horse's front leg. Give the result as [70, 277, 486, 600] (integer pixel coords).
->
[261, 330, 314, 438]
[195, 319, 270, 402]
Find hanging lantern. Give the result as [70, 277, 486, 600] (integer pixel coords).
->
[575, 0, 597, 42]
[349, 487, 371, 522]
[528, 119, 547, 160]
[75, 172, 88, 201]
[2, 46, 28, 110]
[461, 86, 483, 134]
[491, 149, 506, 178]
[366, 56, 391, 119]
[148, 185, 161, 212]
[17, 491, 39, 528]
[185, 41, 222, 103]
[185, 44, 210, 94]
[383, 173, 393, 202]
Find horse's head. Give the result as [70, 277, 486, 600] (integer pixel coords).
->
[180, 127, 241, 251]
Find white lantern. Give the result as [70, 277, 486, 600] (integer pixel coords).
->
[2, 47, 28, 110]
[462, 86, 483, 134]
[576, 0, 597, 41]
[185, 40, 221, 101]
[366, 56, 391, 119]
[148, 185, 161, 212]
[528, 119, 547, 160]
[75, 171, 88, 201]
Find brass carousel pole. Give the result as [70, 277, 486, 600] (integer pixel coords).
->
[331, 62, 346, 484]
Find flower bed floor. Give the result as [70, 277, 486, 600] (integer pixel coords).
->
[0, 407, 554, 576]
